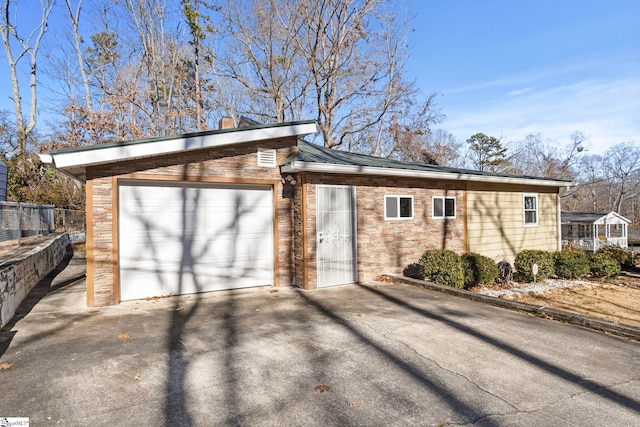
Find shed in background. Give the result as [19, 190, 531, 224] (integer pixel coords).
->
[561, 211, 631, 251]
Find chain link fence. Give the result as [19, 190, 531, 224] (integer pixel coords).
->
[54, 208, 86, 232]
[0, 202, 85, 245]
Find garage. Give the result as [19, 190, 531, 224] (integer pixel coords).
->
[118, 181, 275, 301]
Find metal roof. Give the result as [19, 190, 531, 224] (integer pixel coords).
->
[561, 211, 631, 225]
[280, 141, 573, 186]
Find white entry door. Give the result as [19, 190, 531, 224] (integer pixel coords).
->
[316, 185, 357, 287]
[118, 181, 274, 301]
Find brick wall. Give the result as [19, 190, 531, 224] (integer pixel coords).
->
[86, 137, 298, 306]
[303, 174, 466, 287]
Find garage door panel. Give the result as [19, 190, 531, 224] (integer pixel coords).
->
[119, 182, 274, 301]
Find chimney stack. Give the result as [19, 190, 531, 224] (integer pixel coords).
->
[219, 116, 235, 129]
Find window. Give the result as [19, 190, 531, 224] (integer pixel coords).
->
[432, 196, 456, 219]
[385, 195, 413, 220]
[524, 194, 538, 226]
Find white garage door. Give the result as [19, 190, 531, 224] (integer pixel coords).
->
[118, 181, 274, 301]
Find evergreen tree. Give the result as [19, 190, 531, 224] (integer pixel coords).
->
[467, 133, 507, 172]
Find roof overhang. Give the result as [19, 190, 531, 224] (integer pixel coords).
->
[40, 121, 319, 182]
[595, 211, 632, 225]
[281, 161, 573, 187]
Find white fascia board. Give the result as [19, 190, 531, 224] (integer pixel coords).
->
[281, 161, 573, 188]
[50, 122, 318, 169]
[39, 153, 53, 165]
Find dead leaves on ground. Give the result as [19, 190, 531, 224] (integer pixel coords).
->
[145, 294, 171, 302]
[0, 362, 13, 370]
[134, 373, 142, 381]
[313, 384, 360, 408]
[117, 333, 131, 339]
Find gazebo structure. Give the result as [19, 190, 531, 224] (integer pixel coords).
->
[561, 211, 631, 251]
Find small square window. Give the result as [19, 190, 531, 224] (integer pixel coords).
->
[385, 195, 413, 220]
[433, 196, 456, 219]
[524, 194, 538, 226]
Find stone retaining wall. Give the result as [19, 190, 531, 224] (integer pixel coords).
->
[0, 232, 85, 327]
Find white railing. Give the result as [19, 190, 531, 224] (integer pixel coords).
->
[564, 237, 628, 251]
[594, 237, 628, 251]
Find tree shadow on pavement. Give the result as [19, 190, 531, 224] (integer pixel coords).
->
[296, 289, 501, 426]
[356, 283, 640, 415]
[0, 244, 85, 359]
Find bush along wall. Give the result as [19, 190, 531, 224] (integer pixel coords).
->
[419, 250, 464, 288]
[461, 253, 499, 289]
[589, 252, 621, 278]
[514, 249, 554, 282]
[554, 249, 590, 279]
[595, 246, 635, 269]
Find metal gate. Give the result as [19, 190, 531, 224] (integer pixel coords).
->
[316, 185, 357, 287]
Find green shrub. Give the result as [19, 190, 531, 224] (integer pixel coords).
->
[514, 249, 555, 282]
[461, 253, 499, 288]
[595, 246, 634, 268]
[589, 252, 621, 278]
[554, 249, 590, 279]
[419, 250, 464, 288]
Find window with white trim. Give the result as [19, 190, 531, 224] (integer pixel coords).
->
[384, 195, 413, 220]
[523, 194, 538, 226]
[432, 196, 456, 219]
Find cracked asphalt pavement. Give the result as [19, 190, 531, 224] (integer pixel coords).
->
[1, 251, 639, 426]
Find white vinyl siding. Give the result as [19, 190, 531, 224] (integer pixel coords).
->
[466, 183, 559, 263]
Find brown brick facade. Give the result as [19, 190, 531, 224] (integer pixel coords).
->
[86, 137, 298, 306]
[301, 174, 466, 287]
[85, 136, 468, 305]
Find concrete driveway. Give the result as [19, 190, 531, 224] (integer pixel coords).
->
[1, 251, 639, 426]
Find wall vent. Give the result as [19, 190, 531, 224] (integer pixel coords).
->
[257, 148, 277, 168]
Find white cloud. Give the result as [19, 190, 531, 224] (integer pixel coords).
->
[506, 87, 535, 97]
[442, 77, 640, 154]
[445, 57, 606, 95]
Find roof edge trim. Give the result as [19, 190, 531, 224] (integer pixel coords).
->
[46, 121, 319, 171]
[281, 161, 573, 187]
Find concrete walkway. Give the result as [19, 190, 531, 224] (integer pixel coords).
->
[0, 250, 639, 426]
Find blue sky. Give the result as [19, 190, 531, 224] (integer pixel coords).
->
[1, 0, 638, 155]
[406, 0, 640, 154]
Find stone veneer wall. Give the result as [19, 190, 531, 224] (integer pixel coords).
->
[0, 232, 85, 327]
[303, 174, 466, 287]
[87, 137, 297, 306]
[290, 176, 305, 289]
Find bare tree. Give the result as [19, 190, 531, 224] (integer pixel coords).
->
[0, 0, 53, 154]
[215, 0, 427, 152]
[181, 0, 215, 131]
[376, 93, 450, 163]
[510, 131, 586, 179]
[603, 141, 640, 213]
[65, 0, 92, 111]
[216, 0, 311, 123]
